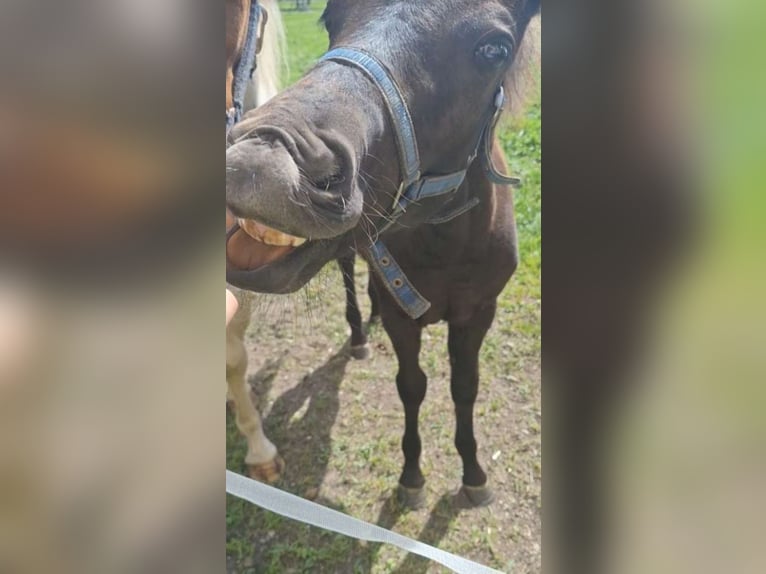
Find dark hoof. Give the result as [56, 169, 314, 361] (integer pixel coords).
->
[454, 484, 495, 508]
[350, 344, 371, 360]
[369, 314, 381, 325]
[397, 484, 427, 510]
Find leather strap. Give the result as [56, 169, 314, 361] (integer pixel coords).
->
[227, 1, 264, 134]
[319, 48, 421, 193]
[364, 241, 431, 319]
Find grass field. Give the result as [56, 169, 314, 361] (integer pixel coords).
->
[227, 3, 541, 572]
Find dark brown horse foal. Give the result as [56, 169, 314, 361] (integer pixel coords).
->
[226, 0, 540, 506]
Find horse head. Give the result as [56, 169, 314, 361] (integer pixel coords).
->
[226, 0, 540, 293]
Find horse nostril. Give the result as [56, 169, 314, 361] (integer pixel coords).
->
[313, 172, 345, 190]
[311, 188, 348, 215]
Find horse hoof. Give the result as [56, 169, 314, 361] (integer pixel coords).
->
[454, 484, 495, 508]
[397, 484, 427, 510]
[247, 455, 284, 484]
[369, 314, 381, 325]
[350, 344, 371, 360]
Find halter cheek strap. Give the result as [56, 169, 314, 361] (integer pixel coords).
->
[318, 47, 519, 320]
[319, 48, 470, 216]
[227, 1, 267, 134]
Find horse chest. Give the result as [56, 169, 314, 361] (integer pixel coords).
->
[385, 228, 507, 326]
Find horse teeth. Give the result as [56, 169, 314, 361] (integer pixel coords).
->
[237, 218, 307, 247]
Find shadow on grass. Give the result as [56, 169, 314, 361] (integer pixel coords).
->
[228, 342, 352, 571]
[263, 343, 351, 493]
[229, 338, 464, 573]
[392, 494, 461, 574]
[248, 352, 286, 407]
[363, 492, 461, 574]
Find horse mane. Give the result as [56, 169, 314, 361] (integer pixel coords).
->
[244, 0, 287, 110]
[504, 13, 541, 118]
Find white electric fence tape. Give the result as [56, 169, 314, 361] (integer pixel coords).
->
[226, 470, 505, 574]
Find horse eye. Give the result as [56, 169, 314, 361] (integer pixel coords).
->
[476, 42, 511, 65]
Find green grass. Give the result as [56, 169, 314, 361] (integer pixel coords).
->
[228, 3, 541, 572]
[278, 2, 330, 85]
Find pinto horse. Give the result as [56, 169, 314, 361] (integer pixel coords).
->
[227, 0, 540, 506]
[225, 0, 287, 482]
[225, 0, 379, 482]
[227, 1, 377, 361]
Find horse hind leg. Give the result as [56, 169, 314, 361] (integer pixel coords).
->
[367, 265, 381, 324]
[337, 255, 370, 360]
[448, 303, 497, 508]
[226, 304, 283, 483]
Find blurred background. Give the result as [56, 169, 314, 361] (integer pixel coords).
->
[607, 0, 766, 571]
[0, 1, 223, 573]
[543, 0, 766, 572]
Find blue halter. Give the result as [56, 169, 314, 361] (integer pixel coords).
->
[227, 1, 263, 134]
[319, 47, 519, 319]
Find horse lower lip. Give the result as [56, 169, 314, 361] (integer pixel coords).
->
[227, 228, 299, 272]
[237, 218, 307, 247]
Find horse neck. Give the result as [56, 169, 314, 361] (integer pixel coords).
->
[244, 0, 285, 110]
[476, 139, 513, 227]
[447, 138, 512, 244]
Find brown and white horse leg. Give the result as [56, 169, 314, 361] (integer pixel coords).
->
[226, 297, 283, 483]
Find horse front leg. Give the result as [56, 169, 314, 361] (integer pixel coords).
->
[226, 300, 283, 483]
[448, 302, 497, 507]
[337, 255, 370, 359]
[381, 305, 427, 509]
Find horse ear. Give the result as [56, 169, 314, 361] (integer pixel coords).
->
[255, 6, 268, 55]
[505, 0, 540, 17]
[320, 1, 346, 41]
[503, 0, 540, 20]
[525, 0, 541, 18]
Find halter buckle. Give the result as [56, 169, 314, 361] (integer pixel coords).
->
[494, 86, 506, 110]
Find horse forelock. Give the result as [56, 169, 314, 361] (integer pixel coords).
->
[227, 0, 285, 112]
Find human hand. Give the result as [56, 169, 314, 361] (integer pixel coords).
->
[226, 289, 238, 326]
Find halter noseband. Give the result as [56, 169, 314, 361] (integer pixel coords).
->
[227, 1, 266, 134]
[318, 47, 519, 319]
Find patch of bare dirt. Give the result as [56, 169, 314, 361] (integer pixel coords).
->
[227, 267, 540, 573]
